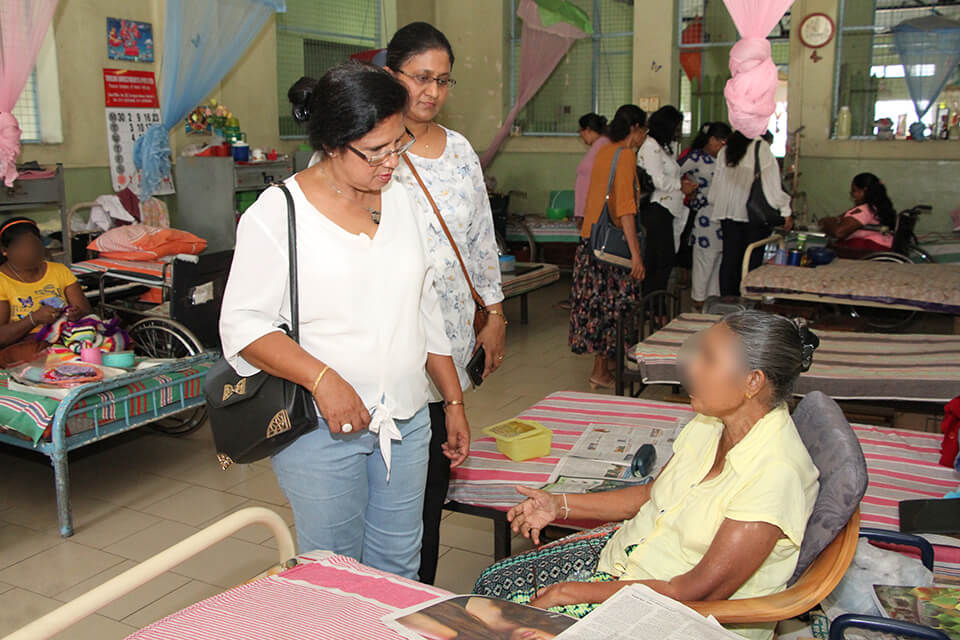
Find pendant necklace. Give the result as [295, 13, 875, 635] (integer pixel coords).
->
[319, 168, 380, 224]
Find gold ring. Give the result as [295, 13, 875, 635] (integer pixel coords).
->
[497, 354, 505, 361]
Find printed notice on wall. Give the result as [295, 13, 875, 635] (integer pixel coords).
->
[102, 68, 173, 195]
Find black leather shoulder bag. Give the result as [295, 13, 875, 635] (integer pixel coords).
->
[204, 183, 318, 470]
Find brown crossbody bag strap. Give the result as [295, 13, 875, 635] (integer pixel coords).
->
[402, 153, 489, 331]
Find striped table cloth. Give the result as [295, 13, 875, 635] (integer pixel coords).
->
[448, 392, 960, 578]
[126, 551, 452, 640]
[630, 313, 960, 402]
[501, 262, 560, 299]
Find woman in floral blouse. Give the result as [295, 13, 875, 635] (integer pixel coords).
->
[680, 121, 731, 307]
[387, 22, 506, 585]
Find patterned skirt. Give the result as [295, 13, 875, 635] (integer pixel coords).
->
[569, 239, 643, 360]
[473, 524, 626, 618]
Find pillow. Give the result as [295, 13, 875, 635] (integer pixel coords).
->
[88, 225, 206, 261]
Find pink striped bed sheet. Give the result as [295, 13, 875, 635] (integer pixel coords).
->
[448, 392, 960, 579]
[125, 551, 451, 639]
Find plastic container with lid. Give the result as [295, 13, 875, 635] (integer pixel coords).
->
[482, 419, 552, 461]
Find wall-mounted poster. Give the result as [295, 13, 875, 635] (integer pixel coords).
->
[102, 68, 173, 195]
[107, 18, 154, 62]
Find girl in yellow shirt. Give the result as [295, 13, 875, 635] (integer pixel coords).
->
[0, 218, 91, 352]
[475, 311, 822, 640]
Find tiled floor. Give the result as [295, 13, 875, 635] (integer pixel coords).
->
[0, 275, 648, 637]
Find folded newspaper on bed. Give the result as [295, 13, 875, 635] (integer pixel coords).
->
[557, 584, 741, 639]
[544, 422, 678, 491]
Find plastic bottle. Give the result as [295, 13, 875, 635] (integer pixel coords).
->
[836, 106, 852, 140]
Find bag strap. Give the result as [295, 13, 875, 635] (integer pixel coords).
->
[605, 146, 625, 201]
[274, 183, 302, 344]
[401, 153, 487, 311]
[753, 140, 763, 181]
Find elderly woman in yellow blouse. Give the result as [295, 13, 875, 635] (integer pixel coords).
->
[474, 310, 821, 640]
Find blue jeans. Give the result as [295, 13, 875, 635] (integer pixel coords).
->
[271, 405, 431, 579]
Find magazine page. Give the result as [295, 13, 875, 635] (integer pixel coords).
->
[556, 584, 742, 640]
[568, 422, 677, 469]
[873, 585, 960, 639]
[546, 456, 643, 484]
[382, 594, 576, 640]
[540, 476, 634, 494]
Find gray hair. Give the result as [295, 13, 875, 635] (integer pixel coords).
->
[720, 310, 819, 406]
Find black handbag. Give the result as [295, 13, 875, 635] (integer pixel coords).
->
[204, 183, 318, 470]
[746, 140, 783, 228]
[589, 147, 647, 269]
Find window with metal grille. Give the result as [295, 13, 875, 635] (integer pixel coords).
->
[677, 0, 790, 154]
[12, 70, 42, 143]
[276, 0, 382, 138]
[833, 0, 960, 139]
[508, 0, 633, 136]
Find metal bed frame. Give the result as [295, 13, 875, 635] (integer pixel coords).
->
[0, 352, 215, 537]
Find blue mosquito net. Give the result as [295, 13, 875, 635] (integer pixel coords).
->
[133, 0, 285, 200]
[892, 14, 960, 140]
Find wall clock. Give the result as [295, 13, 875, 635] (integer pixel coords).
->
[799, 12, 835, 61]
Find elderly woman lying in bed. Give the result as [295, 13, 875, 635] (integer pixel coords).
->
[474, 311, 822, 640]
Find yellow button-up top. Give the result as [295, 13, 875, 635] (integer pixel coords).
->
[596, 404, 819, 639]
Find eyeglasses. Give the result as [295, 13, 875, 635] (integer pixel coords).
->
[396, 69, 457, 89]
[346, 128, 416, 167]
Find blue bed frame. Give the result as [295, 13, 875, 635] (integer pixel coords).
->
[0, 352, 215, 537]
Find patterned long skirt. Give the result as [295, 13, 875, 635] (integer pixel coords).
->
[569, 239, 643, 360]
[473, 524, 624, 618]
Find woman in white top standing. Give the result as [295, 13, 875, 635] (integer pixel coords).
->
[219, 62, 469, 580]
[386, 22, 506, 586]
[637, 106, 699, 294]
[710, 132, 792, 296]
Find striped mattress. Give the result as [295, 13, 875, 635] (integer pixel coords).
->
[630, 313, 960, 402]
[126, 551, 451, 639]
[506, 217, 580, 244]
[741, 259, 960, 313]
[70, 258, 169, 284]
[501, 262, 560, 299]
[447, 392, 960, 579]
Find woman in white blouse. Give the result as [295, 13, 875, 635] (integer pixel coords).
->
[386, 22, 506, 585]
[710, 132, 792, 296]
[221, 62, 469, 581]
[637, 106, 699, 294]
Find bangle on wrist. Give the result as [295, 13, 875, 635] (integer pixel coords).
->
[486, 309, 509, 325]
[443, 399, 464, 410]
[310, 365, 330, 395]
[28, 312, 36, 327]
[559, 493, 571, 519]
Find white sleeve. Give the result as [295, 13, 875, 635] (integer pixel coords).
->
[421, 264, 452, 357]
[759, 142, 792, 218]
[639, 142, 682, 193]
[219, 188, 289, 376]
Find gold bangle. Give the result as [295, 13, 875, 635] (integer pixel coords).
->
[487, 309, 509, 325]
[311, 365, 330, 395]
[444, 399, 464, 410]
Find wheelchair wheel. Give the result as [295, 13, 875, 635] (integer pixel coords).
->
[846, 252, 918, 330]
[129, 318, 204, 359]
[150, 406, 207, 436]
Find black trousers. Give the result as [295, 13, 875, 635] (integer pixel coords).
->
[419, 401, 449, 585]
[640, 203, 677, 295]
[719, 219, 770, 296]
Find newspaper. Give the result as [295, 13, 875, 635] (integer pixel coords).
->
[569, 422, 677, 466]
[542, 421, 677, 489]
[556, 584, 742, 640]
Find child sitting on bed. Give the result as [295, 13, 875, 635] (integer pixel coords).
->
[818, 173, 896, 252]
[0, 217, 126, 366]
